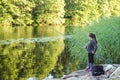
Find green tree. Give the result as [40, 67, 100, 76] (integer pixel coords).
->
[64, 0, 120, 26]
[0, 0, 35, 26]
[33, 0, 65, 25]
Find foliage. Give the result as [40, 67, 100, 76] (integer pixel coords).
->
[33, 0, 65, 25]
[0, 0, 120, 26]
[62, 17, 120, 74]
[0, 0, 35, 26]
[64, 0, 120, 26]
[86, 17, 120, 63]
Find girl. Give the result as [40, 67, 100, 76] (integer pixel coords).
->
[84, 33, 98, 71]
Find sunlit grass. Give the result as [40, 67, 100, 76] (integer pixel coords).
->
[67, 17, 120, 70]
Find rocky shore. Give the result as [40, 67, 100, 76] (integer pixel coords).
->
[44, 64, 120, 80]
[62, 64, 120, 80]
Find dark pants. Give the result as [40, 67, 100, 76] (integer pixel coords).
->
[88, 53, 94, 64]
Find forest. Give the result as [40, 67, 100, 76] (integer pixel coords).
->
[0, 0, 120, 26]
[0, 0, 120, 79]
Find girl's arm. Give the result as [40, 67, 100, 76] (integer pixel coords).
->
[92, 41, 98, 54]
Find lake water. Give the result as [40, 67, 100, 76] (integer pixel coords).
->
[0, 26, 66, 80]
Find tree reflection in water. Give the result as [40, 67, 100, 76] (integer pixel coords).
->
[0, 26, 65, 80]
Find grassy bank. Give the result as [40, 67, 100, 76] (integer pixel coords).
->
[54, 17, 120, 77]
[69, 17, 120, 68]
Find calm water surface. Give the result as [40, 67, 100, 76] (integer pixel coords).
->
[0, 26, 65, 80]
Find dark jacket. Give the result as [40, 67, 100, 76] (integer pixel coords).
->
[86, 40, 98, 54]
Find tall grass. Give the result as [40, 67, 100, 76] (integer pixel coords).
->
[67, 17, 120, 70]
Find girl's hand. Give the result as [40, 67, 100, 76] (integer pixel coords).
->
[92, 51, 95, 54]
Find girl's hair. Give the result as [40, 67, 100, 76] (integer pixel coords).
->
[89, 33, 97, 43]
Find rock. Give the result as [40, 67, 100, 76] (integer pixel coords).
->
[60, 64, 120, 80]
[65, 77, 79, 80]
[62, 72, 78, 79]
[105, 65, 117, 78]
[110, 67, 120, 78]
[76, 70, 88, 76]
[78, 75, 96, 80]
[108, 76, 120, 80]
[105, 64, 114, 71]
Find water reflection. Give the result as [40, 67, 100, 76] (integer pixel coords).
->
[0, 26, 65, 80]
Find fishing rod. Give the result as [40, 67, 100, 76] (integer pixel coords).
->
[50, 27, 112, 64]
